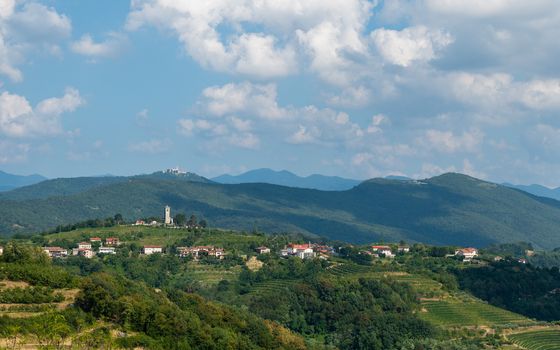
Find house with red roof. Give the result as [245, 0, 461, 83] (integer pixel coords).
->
[454, 247, 478, 261]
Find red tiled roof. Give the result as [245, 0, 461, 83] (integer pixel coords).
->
[288, 243, 311, 249]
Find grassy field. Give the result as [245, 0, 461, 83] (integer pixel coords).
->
[508, 329, 560, 350]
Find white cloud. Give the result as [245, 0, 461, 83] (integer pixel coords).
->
[446, 73, 560, 112]
[202, 82, 286, 119]
[371, 25, 453, 67]
[71, 32, 128, 59]
[288, 125, 320, 144]
[231, 33, 297, 78]
[519, 79, 560, 110]
[420, 129, 484, 153]
[0, 88, 84, 138]
[0, 2, 71, 82]
[367, 114, 389, 134]
[126, 0, 373, 81]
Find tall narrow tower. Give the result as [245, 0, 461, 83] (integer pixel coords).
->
[164, 205, 171, 225]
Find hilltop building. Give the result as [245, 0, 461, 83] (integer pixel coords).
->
[164, 205, 172, 225]
[0, 246, 3, 255]
[165, 167, 187, 175]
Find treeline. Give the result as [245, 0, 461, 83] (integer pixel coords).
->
[454, 261, 560, 321]
[49, 214, 123, 234]
[247, 276, 433, 349]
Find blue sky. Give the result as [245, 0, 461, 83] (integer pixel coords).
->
[1, 0, 560, 186]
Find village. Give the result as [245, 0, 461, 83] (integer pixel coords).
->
[1, 206, 534, 268]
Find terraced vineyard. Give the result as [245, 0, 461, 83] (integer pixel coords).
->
[0, 281, 79, 318]
[421, 299, 531, 327]
[249, 279, 301, 295]
[508, 329, 560, 350]
[183, 264, 241, 286]
[327, 263, 373, 276]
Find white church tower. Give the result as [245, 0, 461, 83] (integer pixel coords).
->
[164, 205, 172, 225]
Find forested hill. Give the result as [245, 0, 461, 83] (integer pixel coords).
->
[1, 172, 560, 248]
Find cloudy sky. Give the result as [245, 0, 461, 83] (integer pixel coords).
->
[1, 0, 560, 186]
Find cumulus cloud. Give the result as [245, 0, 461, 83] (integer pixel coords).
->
[371, 25, 453, 67]
[0, 88, 84, 138]
[420, 129, 484, 153]
[446, 73, 560, 112]
[0, 2, 71, 82]
[201, 82, 286, 119]
[180, 81, 368, 150]
[71, 32, 128, 59]
[125, 0, 377, 82]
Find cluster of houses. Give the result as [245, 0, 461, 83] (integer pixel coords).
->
[43, 236, 120, 259]
[360, 244, 410, 258]
[177, 246, 225, 259]
[279, 243, 335, 260]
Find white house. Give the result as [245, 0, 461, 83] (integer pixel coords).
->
[143, 246, 163, 255]
[285, 243, 316, 259]
[78, 242, 92, 250]
[455, 248, 478, 261]
[105, 237, 120, 246]
[398, 246, 410, 253]
[98, 246, 116, 255]
[44, 247, 68, 258]
[78, 249, 95, 259]
[372, 245, 394, 258]
[255, 246, 271, 254]
[89, 237, 102, 243]
[0, 246, 3, 255]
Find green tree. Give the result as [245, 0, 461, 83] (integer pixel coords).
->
[187, 215, 198, 227]
[114, 213, 123, 224]
[174, 214, 186, 226]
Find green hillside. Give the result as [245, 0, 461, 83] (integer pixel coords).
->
[1, 173, 560, 248]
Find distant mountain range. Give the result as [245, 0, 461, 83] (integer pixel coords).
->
[503, 183, 560, 202]
[1, 171, 560, 249]
[0, 170, 47, 191]
[212, 168, 362, 191]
